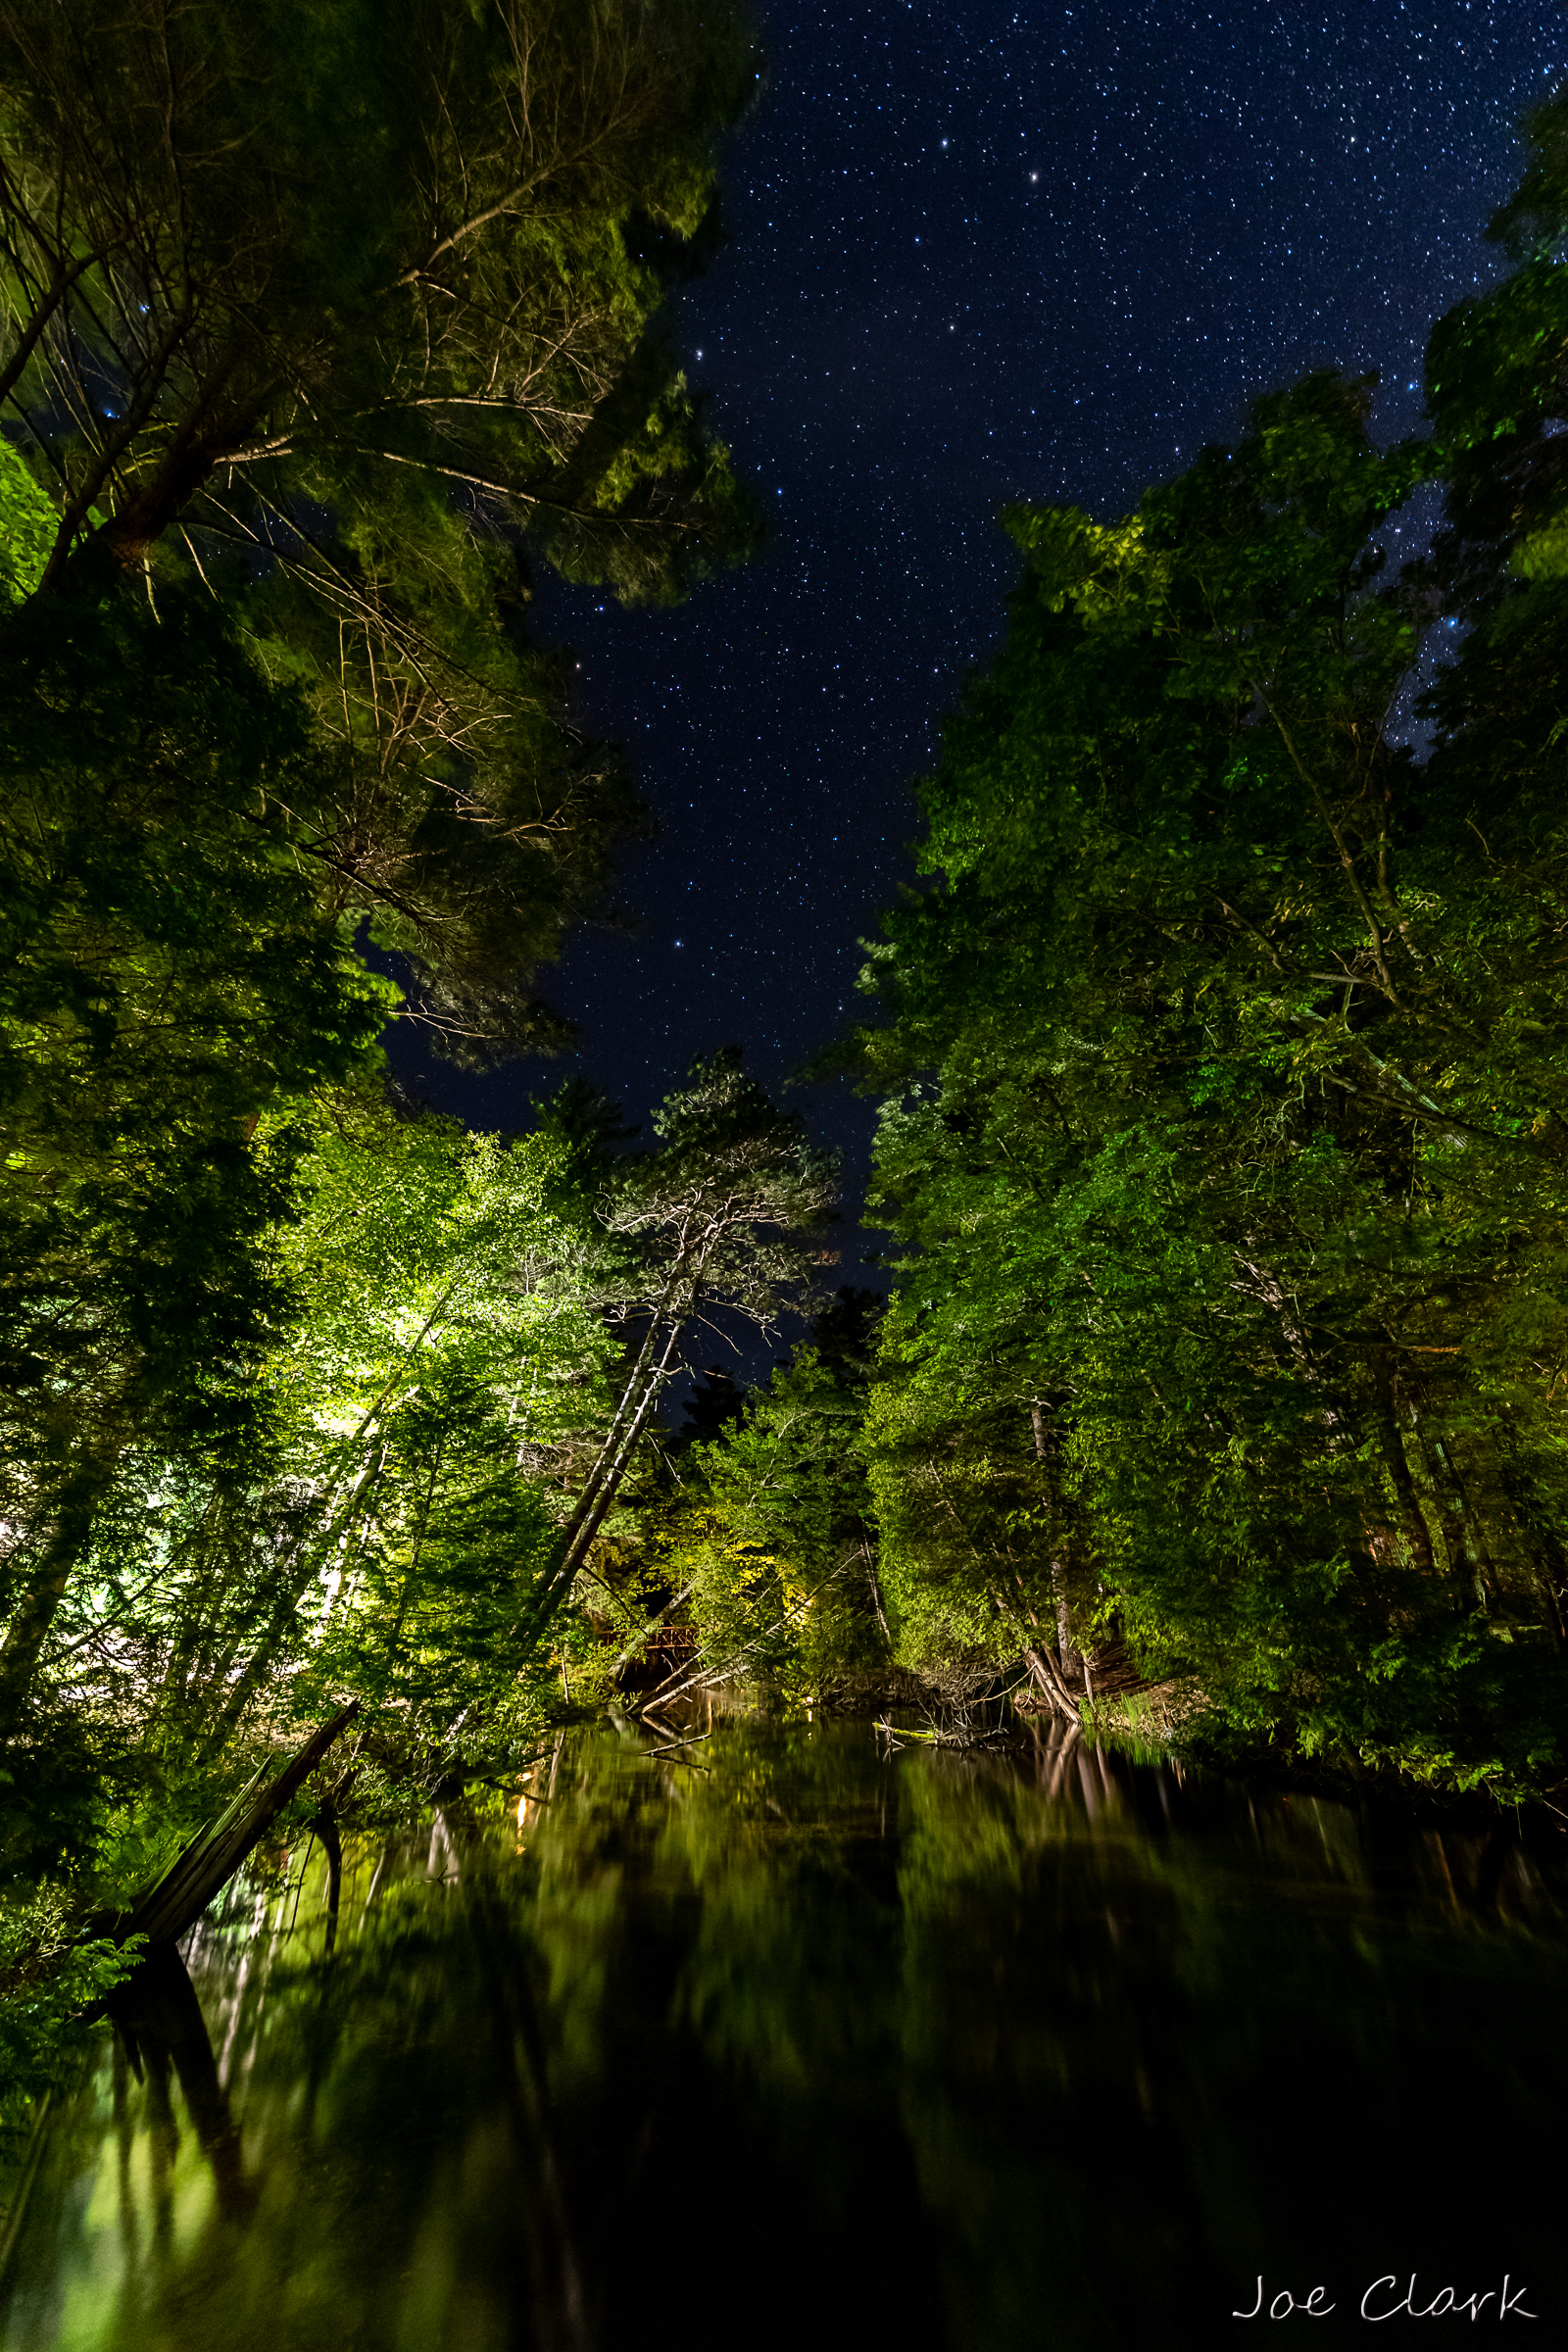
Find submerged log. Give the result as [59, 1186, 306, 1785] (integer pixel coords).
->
[98, 1701, 359, 1954]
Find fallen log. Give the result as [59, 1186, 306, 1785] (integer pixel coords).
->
[96, 1700, 360, 1953]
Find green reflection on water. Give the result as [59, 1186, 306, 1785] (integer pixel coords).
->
[3, 1721, 1565, 2352]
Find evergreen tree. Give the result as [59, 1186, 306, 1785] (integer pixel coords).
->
[0, 0, 759, 598]
[679, 1364, 746, 1445]
[0, 0, 761, 1056]
[540, 1047, 840, 1616]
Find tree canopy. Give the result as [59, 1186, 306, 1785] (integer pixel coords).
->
[0, 0, 761, 1056]
[0, 0, 793, 1932]
[0, 0, 759, 598]
[844, 141, 1568, 1788]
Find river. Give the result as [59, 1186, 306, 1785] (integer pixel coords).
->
[2, 1716, 1564, 2349]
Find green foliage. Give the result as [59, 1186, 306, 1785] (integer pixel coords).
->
[852, 334, 1568, 1791]
[865, 1301, 1056, 1677]
[0, 569, 393, 1722]
[663, 1348, 886, 1706]
[74, 1093, 617, 1768]
[229, 514, 643, 1061]
[0, 572, 392, 1169]
[0, 0, 761, 596]
[0, 1887, 140, 2144]
[0, 432, 53, 604]
[0, 0, 760, 1062]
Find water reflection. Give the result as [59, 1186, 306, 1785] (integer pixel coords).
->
[3, 1719, 1565, 2350]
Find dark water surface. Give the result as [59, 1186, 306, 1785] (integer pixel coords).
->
[3, 1717, 1565, 2351]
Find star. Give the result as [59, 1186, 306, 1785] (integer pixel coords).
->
[398, 0, 1563, 1211]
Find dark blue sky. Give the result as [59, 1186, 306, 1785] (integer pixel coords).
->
[394, 0, 1565, 1216]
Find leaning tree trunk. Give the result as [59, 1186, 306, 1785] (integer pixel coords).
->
[525, 1322, 686, 1648]
[1368, 1348, 1439, 1580]
[553, 1266, 691, 1564]
[1023, 1642, 1082, 1722]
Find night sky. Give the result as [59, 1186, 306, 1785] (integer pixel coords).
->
[393, 0, 1567, 1214]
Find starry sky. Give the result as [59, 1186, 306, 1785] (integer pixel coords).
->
[394, 0, 1567, 1208]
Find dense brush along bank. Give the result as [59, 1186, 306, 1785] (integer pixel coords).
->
[2, 1716, 1566, 2351]
[11, 26, 1568, 2343]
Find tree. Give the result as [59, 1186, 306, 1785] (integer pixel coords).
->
[850, 349, 1568, 1791]
[540, 1049, 839, 1623]
[0, 0, 762, 1057]
[26, 1090, 613, 1768]
[0, 0, 759, 596]
[0, 559, 391, 1725]
[679, 1363, 746, 1445]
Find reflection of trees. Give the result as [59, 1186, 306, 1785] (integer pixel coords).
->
[7, 1727, 1568, 2351]
[4, 1835, 600, 2348]
[890, 1733, 1568, 2346]
[110, 1944, 253, 2229]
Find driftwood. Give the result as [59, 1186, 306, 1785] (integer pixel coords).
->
[97, 1700, 360, 1953]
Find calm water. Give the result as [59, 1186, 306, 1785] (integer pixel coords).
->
[2, 1716, 1565, 2351]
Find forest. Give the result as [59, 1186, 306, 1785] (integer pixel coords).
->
[6, 0, 1568, 2137]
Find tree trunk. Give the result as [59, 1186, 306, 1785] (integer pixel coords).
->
[530, 1321, 685, 1642]
[863, 1542, 892, 1645]
[1412, 1412, 1500, 1610]
[1030, 1399, 1081, 1679]
[101, 1702, 359, 1951]
[1023, 1642, 1081, 1722]
[0, 1466, 105, 1724]
[1369, 1349, 1438, 1576]
[46, 360, 257, 587]
[555, 1281, 685, 1560]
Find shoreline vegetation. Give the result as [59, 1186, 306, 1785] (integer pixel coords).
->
[7, 1, 1568, 2164]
